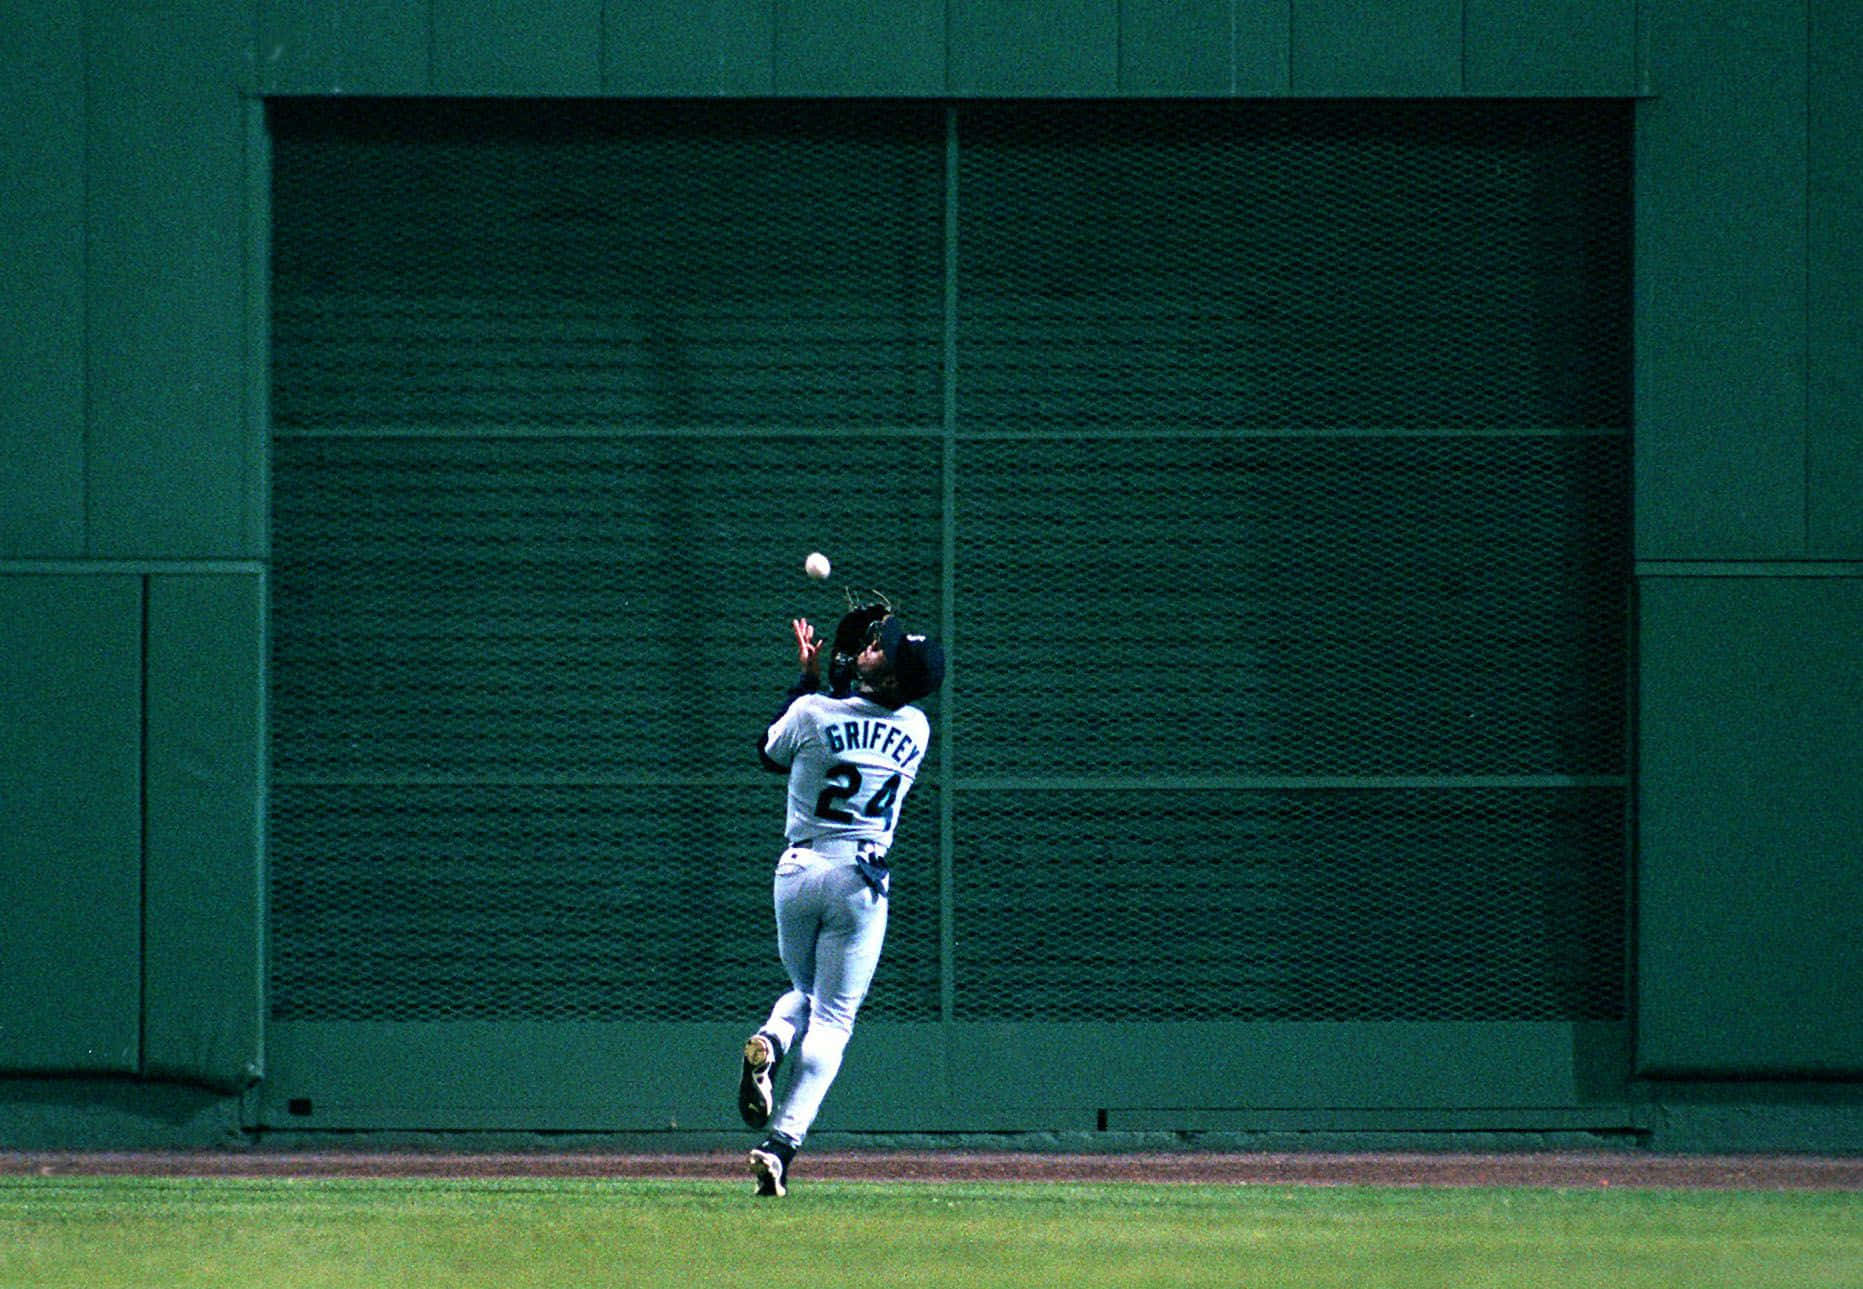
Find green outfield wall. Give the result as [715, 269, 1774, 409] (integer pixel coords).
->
[2, 0, 1857, 1154]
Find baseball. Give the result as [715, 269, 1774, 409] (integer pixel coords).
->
[804, 551, 832, 581]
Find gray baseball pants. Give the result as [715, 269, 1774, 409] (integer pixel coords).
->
[757, 844, 888, 1145]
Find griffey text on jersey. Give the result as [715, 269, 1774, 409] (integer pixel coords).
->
[824, 719, 923, 769]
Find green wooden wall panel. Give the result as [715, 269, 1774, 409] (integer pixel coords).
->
[260, 0, 432, 94]
[950, 0, 1119, 96]
[1290, 0, 1461, 96]
[774, 0, 943, 95]
[604, 0, 775, 94]
[0, 0, 86, 558]
[1636, 578, 1863, 1077]
[1116, 0, 1293, 96]
[86, 0, 252, 560]
[1118, 0, 1233, 94]
[243, 100, 272, 561]
[434, 0, 602, 95]
[1231, 0, 1295, 94]
[1634, 0, 1807, 559]
[0, 576, 142, 1075]
[1465, 0, 1637, 95]
[143, 575, 265, 1091]
[1809, 0, 1863, 556]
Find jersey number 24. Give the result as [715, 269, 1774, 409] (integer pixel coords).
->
[814, 764, 902, 828]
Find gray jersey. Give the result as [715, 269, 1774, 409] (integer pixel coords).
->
[762, 692, 931, 853]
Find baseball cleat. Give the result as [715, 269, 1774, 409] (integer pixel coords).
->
[749, 1140, 793, 1198]
[738, 1033, 779, 1129]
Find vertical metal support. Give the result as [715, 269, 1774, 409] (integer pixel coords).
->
[245, 96, 272, 563]
[245, 95, 273, 1110]
[137, 573, 150, 1078]
[938, 105, 959, 1026]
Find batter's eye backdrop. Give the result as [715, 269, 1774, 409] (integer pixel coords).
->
[268, 99, 1629, 1031]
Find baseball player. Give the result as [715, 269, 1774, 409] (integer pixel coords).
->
[736, 599, 945, 1197]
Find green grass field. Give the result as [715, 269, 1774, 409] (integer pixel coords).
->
[2, 1177, 1857, 1288]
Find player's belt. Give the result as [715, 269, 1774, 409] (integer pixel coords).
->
[786, 836, 866, 856]
[786, 836, 891, 897]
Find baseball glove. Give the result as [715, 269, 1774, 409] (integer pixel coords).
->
[827, 589, 895, 696]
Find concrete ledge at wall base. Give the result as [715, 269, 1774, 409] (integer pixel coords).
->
[812, 1115, 1856, 1155]
[3, 1082, 1858, 1155]
[236, 1128, 1649, 1156]
[808, 1129, 1654, 1155]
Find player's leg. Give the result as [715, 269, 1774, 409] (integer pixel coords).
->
[739, 997, 797, 1129]
[742, 854, 823, 1128]
[757, 989, 809, 1058]
[766, 867, 888, 1148]
[768, 853, 826, 1048]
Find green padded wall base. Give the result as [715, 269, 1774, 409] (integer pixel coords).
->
[256, 1020, 1632, 1134]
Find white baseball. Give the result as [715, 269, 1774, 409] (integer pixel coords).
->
[804, 551, 832, 581]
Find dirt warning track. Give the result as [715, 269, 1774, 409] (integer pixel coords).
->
[4, 1150, 1857, 1190]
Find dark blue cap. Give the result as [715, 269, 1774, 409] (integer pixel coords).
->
[879, 618, 945, 703]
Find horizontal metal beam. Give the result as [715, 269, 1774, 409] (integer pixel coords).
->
[272, 773, 1627, 791]
[272, 424, 1628, 442]
[1637, 561, 1863, 578]
[0, 561, 267, 576]
[954, 775, 1628, 791]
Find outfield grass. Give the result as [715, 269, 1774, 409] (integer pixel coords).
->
[1, 1177, 1857, 1288]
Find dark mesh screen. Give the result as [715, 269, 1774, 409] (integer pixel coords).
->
[269, 434, 943, 781]
[958, 100, 1630, 432]
[954, 433, 1629, 779]
[270, 98, 1630, 1028]
[954, 787, 1625, 1021]
[273, 100, 945, 433]
[269, 783, 941, 1022]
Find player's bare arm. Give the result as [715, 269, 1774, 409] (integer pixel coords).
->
[792, 618, 822, 678]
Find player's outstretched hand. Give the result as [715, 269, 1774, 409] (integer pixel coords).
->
[792, 618, 822, 677]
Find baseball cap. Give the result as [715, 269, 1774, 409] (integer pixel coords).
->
[878, 618, 945, 702]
